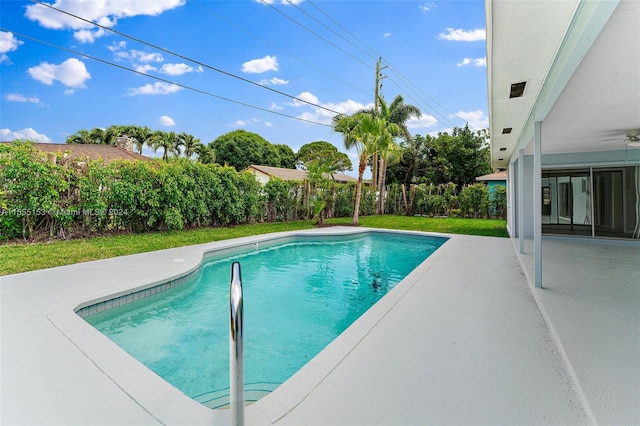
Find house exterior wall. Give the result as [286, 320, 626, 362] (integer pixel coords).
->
[250, 170, 271, 185]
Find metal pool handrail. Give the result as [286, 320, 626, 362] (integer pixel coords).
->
[229, 262, 244, 426]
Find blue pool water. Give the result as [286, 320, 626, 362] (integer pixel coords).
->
[86, 232, 446, 407]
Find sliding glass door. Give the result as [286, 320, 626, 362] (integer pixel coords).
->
[542, 171, 592, 236]
[542, 166, 640, 239]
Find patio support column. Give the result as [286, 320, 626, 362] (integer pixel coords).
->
[533, 122, 543, 288]
[518, 149, 525, 253]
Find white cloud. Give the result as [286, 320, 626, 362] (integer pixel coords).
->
[286, 91, 319, 107]
[454, 110, 489, 130]
[419, 2, 436, 12]
[159, 115, 176, 126]
[28, 58, 91, 88]
[126, 82, 182, 96]
[295, 98, 373, 125]
[5, 93, 44, 105]
[64, 89, 75, 95]
[25, 0, 186, 43]
[231, 118, 263, 127]
[259, 77, 289, 86]
[438, 28, 486, 42]
[407, 114, 438, 129]
[74, 27, 106, 43]
[135, 64, 157, 74]
[0, 31, 23, 63]
[457, 57, 486, 67]
[270, 102, 283, 111]
[107, 41, 127, 52]
[383, 32, 391, 38]
[242, 55, 278, 74]
[159, 63, 202, 75]
[114, 49, 163, 63]
[265, 122, 273, 127]
[0, 127, 52, 142]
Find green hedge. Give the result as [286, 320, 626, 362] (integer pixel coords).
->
[0, 141, 507, 241]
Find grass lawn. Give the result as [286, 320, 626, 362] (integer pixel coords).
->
[0, 216, 507, 276]
[327, 215, 509, 238]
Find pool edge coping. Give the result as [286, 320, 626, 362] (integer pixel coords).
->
[45, 227, 453, 425]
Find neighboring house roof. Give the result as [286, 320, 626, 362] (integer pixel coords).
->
[0, 142, 150, 165]
[476, 171, 507, 182]
[246, 164, 358, 183]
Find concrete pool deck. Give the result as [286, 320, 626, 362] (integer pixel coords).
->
[1, 227, 637, 425]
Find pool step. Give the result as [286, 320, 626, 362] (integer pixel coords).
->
[193, 382, 280, 409]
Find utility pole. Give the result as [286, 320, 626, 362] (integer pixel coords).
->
[372, 57, 387, 188]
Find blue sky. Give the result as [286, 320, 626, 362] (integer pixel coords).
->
[0, 0, 487, 169]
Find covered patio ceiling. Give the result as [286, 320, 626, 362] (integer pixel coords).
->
[487, 0, 640, 168]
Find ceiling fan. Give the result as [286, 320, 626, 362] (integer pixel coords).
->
[624, 129, 640, 147]
[602, 129, 640, 147]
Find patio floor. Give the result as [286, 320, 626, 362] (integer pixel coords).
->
[1, 228, 637, 425]
[516, 237, 640, 426]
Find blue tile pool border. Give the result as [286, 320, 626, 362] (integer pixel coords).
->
[75, 231, 446, 319]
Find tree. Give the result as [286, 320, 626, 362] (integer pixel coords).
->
[274, 144, 296, 169]
[195, 143, 215, 164]
[305, 158, 336, 225]
[374, 95, 418, 213]
[386, 133, 433, 186]
[128, 126, 153, 154]
[332, 112, 384, 226]
[429, 124, 491, 187]
[66, 129, 92, 144]
[296, 141, 352, 172]
[180, 132, 202, 158]
[150, 130, 179, 161]
[210, 129, 281, 171]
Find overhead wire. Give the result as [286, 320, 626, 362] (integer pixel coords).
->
[191, 1, 370, 97]
[303, 0, 467, 130]
[1, 27, 333, 127]
[283, 0, 377, 62]
[383, 59, 465, 126]
[258, 0, 374, 70]
[29, 0, 344, 116]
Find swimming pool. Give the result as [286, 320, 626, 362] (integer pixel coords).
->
[84, 231, 446, 408]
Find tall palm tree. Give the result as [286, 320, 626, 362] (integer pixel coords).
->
[332, 112, 382, 226]
[179, 132, 202, 158]
[150, 130, 179, 161]
[376, 95, 421, 214]
[129, 126, 153, 155]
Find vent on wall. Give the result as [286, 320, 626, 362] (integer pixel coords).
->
[509, 81, 526, 98]
[502, 128, 512, 134]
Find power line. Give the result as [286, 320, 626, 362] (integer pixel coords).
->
[306, 0, 379, 60]
[304, 0, 466, 130]
[29, 0, 343, 116]
[192, 1, 370, 97]
[383, 60, 465, 126]
[258, 0, 374, 70]
[1, 27, 333, 128]
[283, 0, 378, 62]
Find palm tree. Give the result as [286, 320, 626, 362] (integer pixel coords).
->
[332, 112, 382, 226]
[376, 95, 420, 213]
[195, 143, 215, 164]
[129, 126, 153, 155]
[66, 129, 92, 144]
[150, 130, 179, 161]
[179, 132, 202, 158]
[89, 127, 107, 144]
